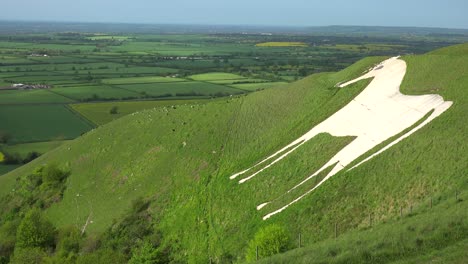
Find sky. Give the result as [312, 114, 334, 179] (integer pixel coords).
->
[2, 0, 468, 29]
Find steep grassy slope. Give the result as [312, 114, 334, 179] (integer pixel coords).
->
[259, 43, 468, 262]
[0, 44, 466, 263]
[0, 56, 383, 261]
[260, 194, 467, 263]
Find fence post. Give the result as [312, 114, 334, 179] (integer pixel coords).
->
[299, 233, 302, 248]
[410, 204, 413, 214]
[256, 246, 258, 261]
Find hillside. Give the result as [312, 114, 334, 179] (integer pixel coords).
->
[0, 44, 467, 263]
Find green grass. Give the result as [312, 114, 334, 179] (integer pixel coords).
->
[101, 76, 186, 85]
[0, 89, 74, 104]
[71, 99, 211, 125]
[51, 85, 140, 101]
[0, 55, 383, 257]
[0, 164, 21, 176]
[0, 44, 467, 263]
[258, 194, 467, 263]
[230, 82, 288, 91]
[188, 72, 246, 81]
[256, 42, 308, 47]
[0, 105, 93, 143]
[1, 140, 68, 158]
[207, 79, 268, 85]
[116, 81, 245, 97]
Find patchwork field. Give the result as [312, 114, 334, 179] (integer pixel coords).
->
[256, 42, 309, 47]
[51, 85, 140, 101]
[0, 89, 73, 104]
[115, 81, 244, 97]
[71, 99, 211, 125]
[0, 140, 68, 158]
[101, 76, 186, 85]
[0, 105, 93, 143]
[0, 26, 466, 262]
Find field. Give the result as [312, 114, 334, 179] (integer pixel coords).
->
[0, 24, 467, 262]
[256, 42, 309, 47]
[115, 81, 244, 97]
[0, 104, 93, 143]
[188, 72, 246, 81]
[101, 76, 185, 85]
[71, 99, 212, 125]
[0, 140, 68, 158]
[230, 81, 287, 91]
[0, 89, 73, 104]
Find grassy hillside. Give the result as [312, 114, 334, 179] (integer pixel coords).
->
[0, 44, 467, 263]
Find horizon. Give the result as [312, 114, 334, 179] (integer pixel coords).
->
[2, 0, 468, 29]
[2, 19, 468, 30]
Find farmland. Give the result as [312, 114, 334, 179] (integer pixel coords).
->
[0, 42, 466, 263]
[71, 99, 213, 125]
[0, 18, 466, 262]
[256, 41, 309, 47]
[0, 23, 465, 180]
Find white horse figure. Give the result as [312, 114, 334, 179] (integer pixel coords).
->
[229, 57, 453, 220]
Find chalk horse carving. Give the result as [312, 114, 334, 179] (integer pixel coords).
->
[229, 57, 453, 220]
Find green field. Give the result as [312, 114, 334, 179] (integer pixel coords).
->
[51, 85, 140, 101]
[101, 76, 186, 85]
[188, 72, 247, 81]
[0, 89, 73, 104]
[0, 105, 93, 143]
[116, 81, 245, 97]
[0, 27, 466, 263]
[71, 99, 211, 125]
[231, 82, 288, 91]
[0, 164, 20, 176]
[1, 140, 68, 158]
[256, 42, 309, 47]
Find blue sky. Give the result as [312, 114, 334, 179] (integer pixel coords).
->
[3, 0, 468, 29]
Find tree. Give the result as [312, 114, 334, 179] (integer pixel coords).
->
[129, 241, 166, 264]
[109, 106, 119, 115]
[16, 209, 56, 249]
[245, 224, 291, 261]
[41, 164, 68, 185]
[10, 247, 46, 264]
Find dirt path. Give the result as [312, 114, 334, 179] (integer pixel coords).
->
[229, 57, 453, 220]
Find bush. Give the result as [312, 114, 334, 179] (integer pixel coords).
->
[109, 106, 119, 115]
[15, 209, 56, 249]
[56, 226, 81, 260]
[10, 247, 47, 264]
[129, 241, 166, 264]
[41, 164, 69, 185]
[245, 224, 291, 261]
[76, 249, 127, 264]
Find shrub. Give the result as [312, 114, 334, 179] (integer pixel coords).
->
[15, 209, 56, 249]
[10, 247, 47, 264]
[76, 249, 126, 264]
[245, 224, 291, 261]
[56, 226, 81, 260]
[129, 241, 165, 264]
[109, 106, 119, 115]
[41, 164, 68, 185]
